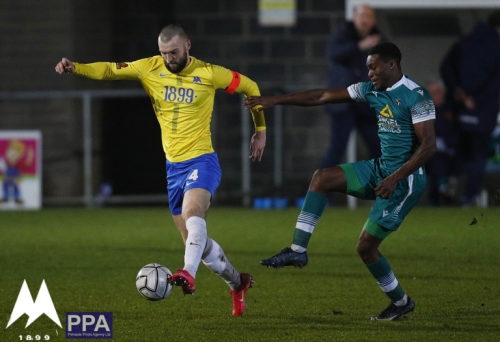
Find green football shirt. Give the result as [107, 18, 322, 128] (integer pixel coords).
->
[347, 76, 435, 175]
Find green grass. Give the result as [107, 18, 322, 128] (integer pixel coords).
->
[1, 207, 499, 341]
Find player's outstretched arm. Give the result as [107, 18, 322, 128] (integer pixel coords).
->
[55, 58, 75, 74]
[245, 88, 352, 111]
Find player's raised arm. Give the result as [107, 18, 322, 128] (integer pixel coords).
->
[245, 88, 354, 111]
[56, 58, 146, 81]
[55, 58, 76, 74]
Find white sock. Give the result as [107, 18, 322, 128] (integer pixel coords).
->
[291, 245, 306, 253]
[202, 238, 240, 290]
[394, 294, 408, 307]
[183, 216, 207, 278]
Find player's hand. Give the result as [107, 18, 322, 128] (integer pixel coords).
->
[245, 96, 277, 111]
[374, 175, 398, 199]
[250, 129, 266, 162]
[55, 58, 76, 74]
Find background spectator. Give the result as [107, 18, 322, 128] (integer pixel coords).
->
[425, 79, 459, 206]
[322, 4, 383, 169]
[440, 10, 500, 206]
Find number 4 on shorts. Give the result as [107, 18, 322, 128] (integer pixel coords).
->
[188, 169, 199, 181]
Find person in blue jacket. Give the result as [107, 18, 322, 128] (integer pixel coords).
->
[322, 5, 383, 169]
[440, 10, 500, 206]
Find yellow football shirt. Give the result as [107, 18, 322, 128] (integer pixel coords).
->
[74, 56, 265, 162]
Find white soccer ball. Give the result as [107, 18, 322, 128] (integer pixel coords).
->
[135, 263, 173, 301]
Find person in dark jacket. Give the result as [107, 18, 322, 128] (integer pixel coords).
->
[440, 10, 500, 206]
[322, 5, 383, 169]
[424, 79, 459, 206]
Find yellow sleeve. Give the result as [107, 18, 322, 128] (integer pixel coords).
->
[73, 59, 149, 81]
[211, 65, 266, 131]
[235, 73, 266, 131]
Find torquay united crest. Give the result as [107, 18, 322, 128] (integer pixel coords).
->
[6, 280, 62, 328]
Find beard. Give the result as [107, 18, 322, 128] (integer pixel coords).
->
[165, 52, 188, 74]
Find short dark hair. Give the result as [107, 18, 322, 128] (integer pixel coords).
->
[159, 24, 189, 43]
[487, 10, 500, 27]
[368, 42, 402, 65]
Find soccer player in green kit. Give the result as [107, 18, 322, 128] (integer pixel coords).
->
[245, 42, 436, 321]
[55, 24, 266, 316]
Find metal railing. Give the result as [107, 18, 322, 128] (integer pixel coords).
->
[0, 90, 359, 208]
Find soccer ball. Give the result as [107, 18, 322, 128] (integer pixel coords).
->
[135, 263, 173, 301]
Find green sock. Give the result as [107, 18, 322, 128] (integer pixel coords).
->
[291, 191, 327, 252]
[366, 256, 406, 304]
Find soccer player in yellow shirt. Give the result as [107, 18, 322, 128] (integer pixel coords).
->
[55, 24, 266, 316]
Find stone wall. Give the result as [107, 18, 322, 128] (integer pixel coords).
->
[0, 0, 357, 203]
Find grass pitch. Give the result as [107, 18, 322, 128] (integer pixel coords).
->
[1, 206, 499, 341]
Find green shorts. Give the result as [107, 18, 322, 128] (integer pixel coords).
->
[340, 159, 426, 233]
[364, 218, 393, 240]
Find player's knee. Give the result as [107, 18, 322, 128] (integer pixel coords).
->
[310, 167, 345, 193]
[182, 207, 205, 222]
[356, 239, 376, 263]
[310, 169, 327, 192]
